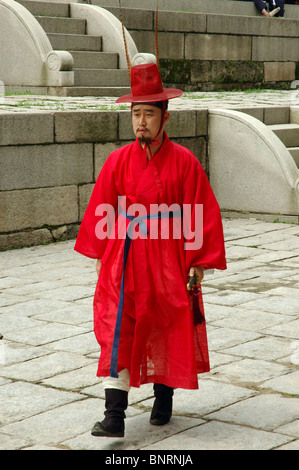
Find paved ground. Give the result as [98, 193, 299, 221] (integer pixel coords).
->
[1, 88, 299, 112]
[0, 217, 298, 450]
[0, 89, 298, 451]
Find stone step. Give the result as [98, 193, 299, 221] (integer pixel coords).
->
[269, 123, 299, 148]
[69, 51, 119, 70]
[18, 0, 70, 18]
[287, 147, 299, 168]
[59, 86, 131, 97]
[17, 1, 130, 94]
[47, 33, 102, 52]
[74, 69, 130, 87]
[290, 106, 299, 125]
[36, 16, 86, 35]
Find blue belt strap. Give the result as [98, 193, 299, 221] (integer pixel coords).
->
[109, 208, 181, 378]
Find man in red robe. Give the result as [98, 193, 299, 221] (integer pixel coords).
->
[74, 63, 227, 438]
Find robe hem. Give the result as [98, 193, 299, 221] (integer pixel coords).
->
[96, 367, 210, 390]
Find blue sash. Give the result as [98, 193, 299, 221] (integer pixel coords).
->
[109, 208, 182, 378]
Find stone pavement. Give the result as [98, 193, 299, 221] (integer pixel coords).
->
[0, 217, 298, 451]
[1, 88, 299, 113]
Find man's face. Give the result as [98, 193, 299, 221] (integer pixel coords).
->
[132, 104, 169, 144]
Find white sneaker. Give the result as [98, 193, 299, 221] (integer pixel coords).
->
[269, 7, 280, 16]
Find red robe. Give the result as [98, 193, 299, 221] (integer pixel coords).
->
[74, 133, 226, 389]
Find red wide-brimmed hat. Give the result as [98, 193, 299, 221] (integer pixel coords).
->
[116, 63, 183, 104]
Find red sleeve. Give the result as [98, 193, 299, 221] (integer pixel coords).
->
[74, 156, 119, 259]
[183, 153, 227, 272]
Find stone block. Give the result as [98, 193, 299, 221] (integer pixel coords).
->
[94, 142, 119, 178]
[54, 111, 118, 143]
[167, 110, 197, 138]
[0, 186, 78, 232]
[18, 0, 70, 17]
[208, 394, 299, 432]
[191, 60, 263, 85]
[207, 14, 255, 36]
[36, 17, 86, 35]
[207, 14, 299, 38]
[290, 106, 299, 125]
[252, 37, 299, 62]
[51, 224, 79, 242]
[147, 420, 291, 450]
[263, 107, 290, 125]
[0, 381, 82, 425]
[106, 6, 154, 31]
[0, 112, 54, 146]
[196, 109, 208, 136]
[70, 51, 118, 70]
[269, 123, 299, 147]
[118, 110, 135, 141]
[161, 59, 191, 85]
[159, 32, 185, 59]
[288, 147, 299, 167]
[0, 229, 53, 251]
[0, 143, 93, 191]
[74, 69, 129, 87]
[185, 34, 251, 61]
[86, 0, 299, 19]
[90, 0, 259, 16]
[238, 107, 264, 122]
[0, 398, 102, 446]
[47, 33, 102, 52]
[264, 62, 295, 82]
[130, 31, 185, 59]
[260, 370, 299, 396]
[190, 60, 213, 83]
[111, 7, 207, 33]
[158, 11, 207, 33]
[79, 184, 94, 221]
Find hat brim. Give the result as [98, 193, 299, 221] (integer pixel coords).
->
[115, 88, 183, 104]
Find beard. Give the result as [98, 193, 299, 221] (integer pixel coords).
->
[136, 128, 152, 145]
[138, 135, 152, 145]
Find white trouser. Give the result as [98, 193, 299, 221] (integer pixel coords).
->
[102, 368, 131, 392]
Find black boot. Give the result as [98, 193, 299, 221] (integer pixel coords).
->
[91, 388, 128, 437]
[150, 383, 174, 426]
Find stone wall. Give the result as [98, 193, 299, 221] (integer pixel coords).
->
[92, 0, 299, 18]
[0, 109, 208, 250]
[102, 5, 299, 90]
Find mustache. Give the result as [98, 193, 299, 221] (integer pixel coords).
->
[137, 127, 149, 132]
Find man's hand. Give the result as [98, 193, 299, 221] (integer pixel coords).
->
[96, 259, 101, 277]
[188, 265, 204, 285]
